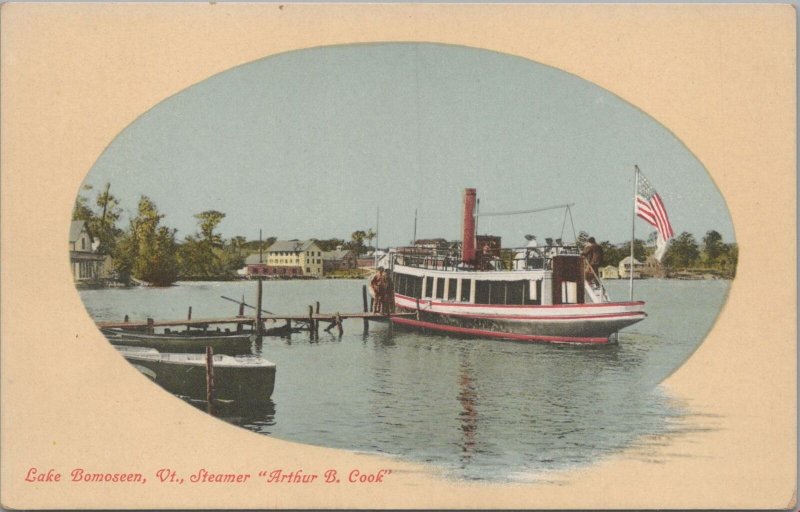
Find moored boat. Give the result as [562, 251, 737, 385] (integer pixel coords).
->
[101, 328, 253, 355]
[115, 346, 276, 402]
[386, 188, 647, 344]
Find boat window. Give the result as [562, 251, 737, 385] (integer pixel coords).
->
[490, 282, 506, 305]
[524, 279, 541, 305]
[507, 281, 525, 305]
[475, 281, 491, 304]
[448, 279, 457, 301]
[423, 276, 433, 298]
[410, 275, 422, 299]
[395, 273, 422, 299]
[460, 279, 472, 302]
[435, 278, 445, 299]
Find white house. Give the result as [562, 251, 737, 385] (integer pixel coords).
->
[618, 256, 643, 279]
[69, 220, 106, 282]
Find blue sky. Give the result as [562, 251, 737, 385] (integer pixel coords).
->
[81, 43, 735, 247]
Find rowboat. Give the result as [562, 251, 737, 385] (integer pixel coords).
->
[101, 327, 253, 355]
[115, 346, 276, 402]
[386, 188, 647, 344]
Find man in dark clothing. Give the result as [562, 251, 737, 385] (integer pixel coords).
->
[581, 237, 604, 285]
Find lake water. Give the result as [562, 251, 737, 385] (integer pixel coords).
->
[80, 278, 730, 481]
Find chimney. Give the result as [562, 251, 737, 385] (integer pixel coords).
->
[461, 188, 477, 263]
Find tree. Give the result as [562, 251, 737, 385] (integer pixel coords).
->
[702, 230, 725, 266]
[314, 238, 346, 251]
[177, 210, 228, 278]
[72, 183, 123, 254]
[365, 229, 377, 250]
[195, 210, 226, 248]
[116, 196, 178, 286]
[663, 231, 700, 268]
[349, 230, 367, 255]
[72, 185, 95, 222]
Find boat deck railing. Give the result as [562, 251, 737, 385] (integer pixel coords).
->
[391, 244, 580, 272]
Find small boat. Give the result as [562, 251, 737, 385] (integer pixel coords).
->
[115, 346, 276, 402]
[101, 327, 253, 355]
[386, 188, 647, 344]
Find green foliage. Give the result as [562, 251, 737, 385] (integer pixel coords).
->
[314, 238, 346, 251]
[177, 211, 246, 279]
[702, 230, 724, 263]
[115, 196, 179, 286]
[72, 183, 123, 254]
[240, 238, 276, 253]
[195, 210, 226, 247]
[349, 230, 367, 255]
[664, 231, 700, 268]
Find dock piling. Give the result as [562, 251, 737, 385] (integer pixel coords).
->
[187, 306, 192, 321]
[124, 314, 129, 323]
[205, 346, 215, 415]
[308, 305, 316, 340]
[336, 313, 344, 337]
[146, 317, 154, 334]
[236, 301, 245, 333]
[361, 285, 369, 333]
[255, 278, 263, 336]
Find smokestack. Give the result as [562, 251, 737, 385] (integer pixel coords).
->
[461, 188, 477, 263]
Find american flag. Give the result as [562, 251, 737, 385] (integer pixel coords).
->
[636, 170, 673, 261]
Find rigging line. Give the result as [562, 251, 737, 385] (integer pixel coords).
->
[567, 206, 578, 244]
[475, 203, 575, 218]
[560, 206, 569, 241]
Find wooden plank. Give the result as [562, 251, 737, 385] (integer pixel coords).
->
[96, 312, 415, 329]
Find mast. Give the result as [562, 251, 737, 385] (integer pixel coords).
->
[412, 208, 417, 244]
[375, 207, 380, 268]
[630, 166, 639, 301]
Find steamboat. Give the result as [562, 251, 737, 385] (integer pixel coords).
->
[386, 188, 646, 344]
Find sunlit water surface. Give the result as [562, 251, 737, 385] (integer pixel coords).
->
[80, 278, 728, 481]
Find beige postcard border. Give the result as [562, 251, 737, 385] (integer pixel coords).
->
[1, 3, 796, 509]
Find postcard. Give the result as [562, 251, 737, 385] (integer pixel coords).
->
[1, 3, 795, 509]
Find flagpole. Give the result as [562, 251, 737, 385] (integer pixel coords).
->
[630, 165, 639, 301]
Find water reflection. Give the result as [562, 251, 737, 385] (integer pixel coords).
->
[81, 279, 729, 481]
[457, 357, 478, 465]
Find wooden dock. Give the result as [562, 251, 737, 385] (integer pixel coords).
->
[97, 284, 415, 338]
[96, 312, 413, 330]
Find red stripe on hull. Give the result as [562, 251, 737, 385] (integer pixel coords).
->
[391, 316, 610, 344]
[395, 301, 644, 322]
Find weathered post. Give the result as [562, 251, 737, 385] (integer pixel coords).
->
[205, 346, 215, 415]
[315, 302, 321, 336]
[308, 305, 315, 339]
[124, 314, 129, 323]
[255, 278, 264, 336]
[187, 306, 192, 320]
[146, 317, 154, 334]
[336, 313, 344, 337]
[362, 285, 369, 333]
[236, 301, 245, 334]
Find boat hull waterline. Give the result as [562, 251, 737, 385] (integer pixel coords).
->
[393, 294, 647, 344]
[102, 328, 253, 355]
[116, 347, 276, 402]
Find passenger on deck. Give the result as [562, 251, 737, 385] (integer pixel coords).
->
[370, 266, 395, 314]
[581, 237, 604, 286]
[370, 267, 387, 313]
[524, 234, 543, 269]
